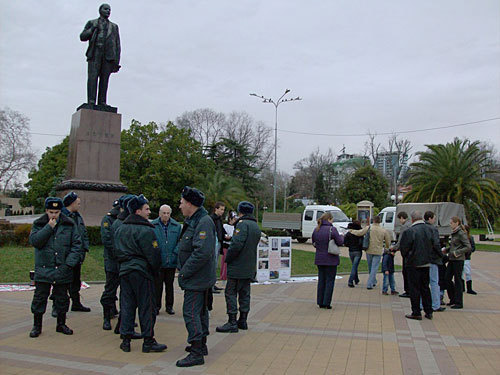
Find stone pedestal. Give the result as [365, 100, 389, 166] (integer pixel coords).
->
[56, 108, 127, 226]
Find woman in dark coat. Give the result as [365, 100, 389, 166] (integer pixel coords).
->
[311, 212, 344, 309]
[344, 221, 363, 287]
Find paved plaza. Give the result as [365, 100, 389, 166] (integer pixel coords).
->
[1, 250, 499, 375]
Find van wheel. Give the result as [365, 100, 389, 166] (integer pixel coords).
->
[297, 237, 308, 243]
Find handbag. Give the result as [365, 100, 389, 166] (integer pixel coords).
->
[328, 226, 341, 255]
[362, 228, 371, 250]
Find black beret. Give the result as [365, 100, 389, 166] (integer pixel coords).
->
[237, 201, 254, 215]
[127, 194, 148, 213]
[181, 186, 205, 207]
[63, 191, 78, 207]
[45, 197, 63, 210]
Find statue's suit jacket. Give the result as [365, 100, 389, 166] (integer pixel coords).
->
[80, 18, 120, 65]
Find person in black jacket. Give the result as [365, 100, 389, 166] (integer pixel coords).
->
[99, 198, 121, 330]
[464, 225, 477, 295]
[344, 221, 363, 288]
[176, 187, 216, 368]
[424, 211, 446, 312]
[210, 201, 226, 293]
[61, 192, 91, 313]
[29, 197, 82, 338]
[399, 211, 440, 320]
[216, 201, 260, 333]
[115, 194, 166, 353]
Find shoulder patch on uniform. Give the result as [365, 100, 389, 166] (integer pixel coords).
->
[234, 228, 241, 235]
[103, 222, 109, 227]
[152, 240, 158, 248]
[199, 231, 206, 239]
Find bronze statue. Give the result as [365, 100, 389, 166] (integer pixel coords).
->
[80, 4, 120, 107]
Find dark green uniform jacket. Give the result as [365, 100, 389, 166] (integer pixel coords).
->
[30, 213, 82, 284]
[63, 207, 89, 263]
[115, 214, 161, 280]
[225, 215, 260, 279]
[101, 206, 120, 273]
[177, 207, 216, 291]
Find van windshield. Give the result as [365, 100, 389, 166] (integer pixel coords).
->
[328, 210, 349, 222]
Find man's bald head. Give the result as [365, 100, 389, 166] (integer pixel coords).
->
[159, 204, 172, 224]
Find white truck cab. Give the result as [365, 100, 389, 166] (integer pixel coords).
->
[301, 205, 350, 238]
[378, 206, 396, 239]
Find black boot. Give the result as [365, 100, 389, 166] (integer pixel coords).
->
[185, 336, 208, 355]
[111, 304, 119, 318]
[102, 307, 112, 330]
[237, 312, 248, 330]
[29, 313, 43, 338]
[216, 313, 238, 333]
[142, 337, 167, 353]
[56, 313, 73, 335]
[466, 280, 477, 295]
[120, 336, 131, 352]
[176, 340, 204, 367]
[71, 295, 91, 312]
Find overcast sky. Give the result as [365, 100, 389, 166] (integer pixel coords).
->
[1, 0, 499, 176]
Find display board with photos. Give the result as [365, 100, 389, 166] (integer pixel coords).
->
[256, 236, 292, 282]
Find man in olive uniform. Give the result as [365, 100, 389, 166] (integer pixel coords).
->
[216, 201, 260, 333]
[100, 198, 121, 330]
[29, 197, 82, 338]
[115, 195, 166, 353]
[62, 192, 91, 312]
[176, 187, 216, 368]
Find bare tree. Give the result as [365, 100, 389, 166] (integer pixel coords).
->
[292, 148, 336, 198]
[386, 133, 413, 182]
[363, 131, 381, 166]
[0, 107, 36, 193]
[176, 108, 226, 150]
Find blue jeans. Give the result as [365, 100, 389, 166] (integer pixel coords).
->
[383, 273, 395, 293]
[429, 264, 440, 310]
[317, 265, 337, 307]
[366, 254, 381, 288]
[348, 252, 362, 285]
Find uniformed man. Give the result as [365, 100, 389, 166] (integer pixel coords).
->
[115, 194, 166, 353]
[29, 197, 82, 338]
[176, 187, 216, 368]
[99, 198, 121, 330]
[216, 201, 260, 333]
[62, 192, 91, 312]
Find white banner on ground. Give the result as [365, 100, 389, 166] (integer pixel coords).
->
[256, 236, 292, 283]
[0, 281, 90, 292]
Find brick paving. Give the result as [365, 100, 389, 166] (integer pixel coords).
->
[1, 250, 499, 374]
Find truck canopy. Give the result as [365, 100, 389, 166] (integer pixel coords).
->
[394, 202, 467, 237]
[262, 212, 302, 230]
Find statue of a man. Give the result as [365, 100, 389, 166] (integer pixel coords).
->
[80, 4, 121, 106]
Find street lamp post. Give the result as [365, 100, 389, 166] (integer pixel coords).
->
[250, 89, 301, 212]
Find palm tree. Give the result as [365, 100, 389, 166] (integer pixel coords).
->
[199, 170, 247, 212]
[403, 138, 500, 217]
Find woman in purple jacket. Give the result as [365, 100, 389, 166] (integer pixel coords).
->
[312, 212, 344, 309]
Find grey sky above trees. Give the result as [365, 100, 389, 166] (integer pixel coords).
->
[0, 0, 499, 175]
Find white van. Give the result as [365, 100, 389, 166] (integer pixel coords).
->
[378, 206, 396, 239]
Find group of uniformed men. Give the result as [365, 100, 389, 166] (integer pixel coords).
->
[28, 186, 261, 368]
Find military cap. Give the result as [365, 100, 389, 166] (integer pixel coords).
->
[237, 201, 255, 215]
[181, 186, 205, 207]
[45, 197, 63, 210]
[118, 194, 134, 209]
[63, 191, 78, 207]
[127, 194, 148, 213]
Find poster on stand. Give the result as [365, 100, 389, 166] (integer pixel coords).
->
[256, 236, 292, 283]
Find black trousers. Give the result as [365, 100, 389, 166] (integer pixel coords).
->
[183, 289, 209, 343]
[154, 268, 176, 310]
[87, 48, 114, 105]
[407, 267, 432, 316]
[225, 278, 251, 315]
[69, 263, 82, 301]
[32, 282, 70, 314]
[446, 260, 464, 306]
[317, 265, 337, 307]
[120, 271, 156, 338]
[100, 271, 120, 308]
[402, 257, 409, 294]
